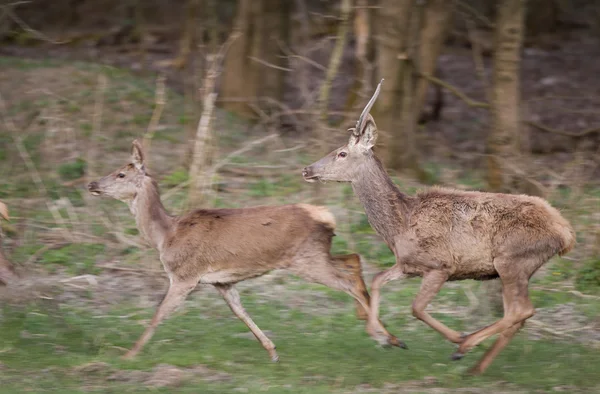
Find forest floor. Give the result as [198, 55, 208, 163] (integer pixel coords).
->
[0, 56, 599, 393]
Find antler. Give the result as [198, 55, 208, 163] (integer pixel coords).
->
[354, 79, 384, 136]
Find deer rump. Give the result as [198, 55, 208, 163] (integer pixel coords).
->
[160, 204, 336, 284]
[402, 187, 575, 281]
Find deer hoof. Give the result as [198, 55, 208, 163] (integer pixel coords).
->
[451, 351, 464, 361]
[390, 338, 408, 349]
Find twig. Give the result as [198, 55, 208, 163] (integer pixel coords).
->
[524, 120, 600, 138]
[456, 0, 495, 28]
[210, 134, 279, 175]
[2, 3, 67, 44]
[248, 56, 293, 72]
[142, 74, 167, 164]
[532, 286, 600, 300]
[420, 73, 489, 108]
[96, 264, 164, 275]
[24, 243, 69, 266]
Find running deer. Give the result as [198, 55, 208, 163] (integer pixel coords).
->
[302, 80, 576, 374]
[87, 141, 397, 361]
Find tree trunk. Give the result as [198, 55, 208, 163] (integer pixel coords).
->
[344, 0, 376, 115]
[413, 0, 454, 123]
[485, 0, 526, 315]
[372, 0, 415, 170]
[220, 0, 289, 119]
[486, 0, 526, 192]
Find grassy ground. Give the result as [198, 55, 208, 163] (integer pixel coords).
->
[0, 57, 599, 393]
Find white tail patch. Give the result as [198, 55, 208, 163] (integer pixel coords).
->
[297, 204, 336, 230]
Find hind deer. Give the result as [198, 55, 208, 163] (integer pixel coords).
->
[87, 140, 401, 361]
[302, 80, 576, 374]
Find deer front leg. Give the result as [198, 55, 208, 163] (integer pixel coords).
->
[123, 278, 197, 359]
[412, 270, 463, 344]
[214, 284, 279, 362]
[367, 263, 407, 348]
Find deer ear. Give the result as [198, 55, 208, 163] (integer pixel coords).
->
[131, 140, 145, 170]
[356, 114, 378, 150]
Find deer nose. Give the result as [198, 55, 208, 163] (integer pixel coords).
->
[302, 167, 311, 178]
[87, 181, 99, 191]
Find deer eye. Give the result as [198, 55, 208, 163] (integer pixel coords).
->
[338, 152, 347, 158]
[117, 173, 126, 178]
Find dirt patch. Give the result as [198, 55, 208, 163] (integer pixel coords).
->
[527, 302, 600, 346]
[105, 363, 231, 388]
[352, 378, 526, 394]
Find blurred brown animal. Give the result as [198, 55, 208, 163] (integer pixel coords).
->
[0, 201, 18, 285]
[87, 141, 395, 361]
[302, 80, 576, 375]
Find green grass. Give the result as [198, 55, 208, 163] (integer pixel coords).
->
[1, 292, 599, 393]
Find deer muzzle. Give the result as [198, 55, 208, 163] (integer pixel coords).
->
[87, 181, 102, 196]
[302, 167, 318, 182]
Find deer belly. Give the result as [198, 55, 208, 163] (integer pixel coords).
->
[199, 269, 268, 285]
[448, 253, 497, 281]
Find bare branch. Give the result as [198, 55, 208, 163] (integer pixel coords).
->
[142, 74, 167, 164]
[524, 120, 600, 138]
[248, 56, 293, 72]
[420, 73, 490, 108]
[2, 3, 67, 44]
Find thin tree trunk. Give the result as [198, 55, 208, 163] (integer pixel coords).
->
[372, 0, 424, 176]
[220, 0, 288, 119]
[413, 0, 454, 122]
[486, 0, 526, 191]
[318, 0, 352, 137]
[343, 0, 375, 116]
[485, 0, 526, 314]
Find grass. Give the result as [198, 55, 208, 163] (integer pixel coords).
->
[1, 56, 599, 393]
[1, 291, 600, 393]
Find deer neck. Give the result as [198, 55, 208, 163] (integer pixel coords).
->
[129, 177, 173, 252]
[352, 155, 411, 246]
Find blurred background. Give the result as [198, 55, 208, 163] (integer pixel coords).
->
[0, 0, 599, 392]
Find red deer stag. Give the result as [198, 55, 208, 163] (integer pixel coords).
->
[302, 80, 576, 374]
[0, 202, 18, 285]
[87, 140, 401, 361]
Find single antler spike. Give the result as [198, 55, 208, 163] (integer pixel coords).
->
[354, 79, 384, 135]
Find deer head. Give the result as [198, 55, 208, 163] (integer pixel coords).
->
[88, 140, 147, 202]
[302, 80, 383, 183]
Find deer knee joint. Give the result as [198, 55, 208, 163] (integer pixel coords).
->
[411, 302, 425, 320]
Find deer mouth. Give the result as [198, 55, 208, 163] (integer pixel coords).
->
[303, 174, 320, 183]
[87, 182, 103, 196]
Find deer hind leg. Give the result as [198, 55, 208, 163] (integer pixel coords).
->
[330, 254, 370, 320]
[467, 320, 526, 375]
[412, 270, 463, 344]
[123, 278, 198, 359]
[289, 253, 406, 348]
[367, 263, 407, 348]
[453, 259, 535, 360]
[214, 284, 279, 362]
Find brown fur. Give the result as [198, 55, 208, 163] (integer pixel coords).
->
[302, 84, 576, 374]
[87, 140, 384, 361]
